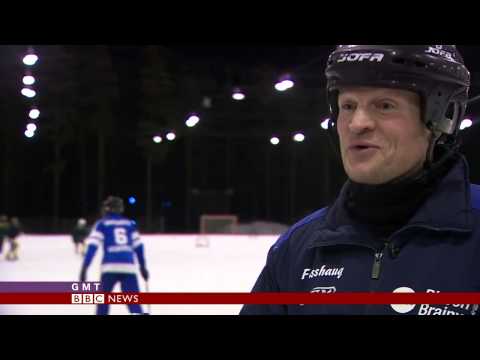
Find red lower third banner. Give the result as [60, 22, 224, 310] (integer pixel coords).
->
[2, 293, 480, 305]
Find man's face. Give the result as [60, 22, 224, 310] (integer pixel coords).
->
[337, 87, 431, 185]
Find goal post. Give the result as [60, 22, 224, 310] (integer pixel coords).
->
[200, 214, 238, 234]
[196, 214, 238, 247]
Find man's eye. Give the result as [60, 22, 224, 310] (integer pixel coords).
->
[340, 103, 355, 111]
[378, 102, 395, 111]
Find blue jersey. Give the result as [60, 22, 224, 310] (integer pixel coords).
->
[83, 213, 145, 274]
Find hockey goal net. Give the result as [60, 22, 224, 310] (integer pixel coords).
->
[196, 214, 238, 247]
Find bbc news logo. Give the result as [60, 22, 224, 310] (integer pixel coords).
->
[71, 282, 104, 304]
[71, 293, 140, 304]
[72, 293, 105, 304]
[70, 282, 140, 305]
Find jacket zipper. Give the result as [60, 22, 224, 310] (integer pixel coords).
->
[371, 243, 387, 280]
[369, 223, 470, 280]
[316, 240, 387, 280]
[369, 224, 459, 280]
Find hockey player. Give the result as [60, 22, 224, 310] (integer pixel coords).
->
[79, 196, 150, 315]
[241, 45, 480, 315]
[0, 215, 9, 257]
[6, 217, 22, 261]
[71, 218, 89, 255]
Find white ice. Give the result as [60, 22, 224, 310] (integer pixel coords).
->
[0, 234, 278, 315]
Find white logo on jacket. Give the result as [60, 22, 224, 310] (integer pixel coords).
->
[301, 265, 344, 280]
[311, 286, 336, 294]
[390, 287, 478, 315]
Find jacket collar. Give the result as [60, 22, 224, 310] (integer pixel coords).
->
[309, 156, 473, 248]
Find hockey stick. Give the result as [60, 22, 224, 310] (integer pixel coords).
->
[145, 279, 151, 315]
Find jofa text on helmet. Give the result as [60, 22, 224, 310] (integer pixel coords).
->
[337, 53, 384, 63]
[425, 46, 454, 60]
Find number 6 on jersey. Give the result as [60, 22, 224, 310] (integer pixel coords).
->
[114, 228, 128, 245]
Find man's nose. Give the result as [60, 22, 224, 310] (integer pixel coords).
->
[349, 109, 375, 134]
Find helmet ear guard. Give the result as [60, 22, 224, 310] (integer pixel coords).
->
[424, 84, 468, 136]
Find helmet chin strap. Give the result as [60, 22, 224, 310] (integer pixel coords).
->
[413, 130, 460, 185]
[426, 127, 442, 166]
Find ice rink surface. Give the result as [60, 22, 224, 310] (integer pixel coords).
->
[0, 234, 278, 315]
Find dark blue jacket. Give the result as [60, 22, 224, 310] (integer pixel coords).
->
[240, 157, 480, 315]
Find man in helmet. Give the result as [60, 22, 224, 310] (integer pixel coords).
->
[79, 195, 150, 315]
[71, 218, 89, 255]
[241, 45, 480, 315]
